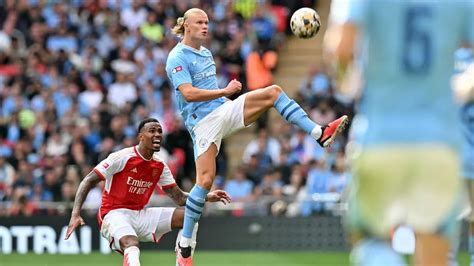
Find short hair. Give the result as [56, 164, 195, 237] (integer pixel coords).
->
[137, 118, 159, 133]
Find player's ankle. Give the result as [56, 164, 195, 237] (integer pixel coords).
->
[312, 126, 323, 141]
[180, 236, 192, 247]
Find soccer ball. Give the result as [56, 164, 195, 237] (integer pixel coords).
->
[290, 7, 321, 39]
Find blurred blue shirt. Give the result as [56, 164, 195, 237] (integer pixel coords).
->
[225, 179, 254, 200]
[332, 0, 474, 149]
[454, 48, 474, 179]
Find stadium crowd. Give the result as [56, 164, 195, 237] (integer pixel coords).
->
[0, 0, 352, 218]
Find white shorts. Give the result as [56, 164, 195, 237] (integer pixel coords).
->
[347, 144, 462, 238]
[192, 94, 249, 158]
[100, 207, 175, 252]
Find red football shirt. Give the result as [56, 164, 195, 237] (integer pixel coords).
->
[93, 146, 177, 225]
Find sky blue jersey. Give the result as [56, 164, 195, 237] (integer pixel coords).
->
[166, 42, 226, 133]
[331, 0, 474, 148]
[454, 48, 474, 179]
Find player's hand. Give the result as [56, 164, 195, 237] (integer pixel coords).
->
[206, 190, 232, 205]
[223, 79, 242, 96]
[65, 214, 85, 240]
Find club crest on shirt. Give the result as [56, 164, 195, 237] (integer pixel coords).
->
[172, 65, 183, 74]
[199, 138, 208, 148]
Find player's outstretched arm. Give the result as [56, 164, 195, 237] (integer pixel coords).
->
[65, 171, 102, 240]
[163, 186, 232, 206]
[164, 185, 189, 206]
[178, 79, 242, 102]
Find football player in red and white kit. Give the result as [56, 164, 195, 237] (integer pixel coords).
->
[64, 118, 231, 266]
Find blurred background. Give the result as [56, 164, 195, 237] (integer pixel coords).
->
[0, 0, 469, 265]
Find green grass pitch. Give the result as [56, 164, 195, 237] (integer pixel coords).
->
[0, 252, 471, 266]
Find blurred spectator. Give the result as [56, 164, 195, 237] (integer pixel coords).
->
[107, 72, 138, 109]
[221, 40, 244, 81]
[0, 154, 15, 201]
[253, 169, 283, 198]
[224, 167, 254, 202]
[46, 24, 78, 53]
[42, 168, 62, 202]
[234, 0, 258, 20]
[288, 129, 317, 164]
[301, 159, 332, 216]
[61, 180, 76, 203]
[45, 128, 69, 157]
[299, 64, 331, 105]
[311, 98, 337, 126]
[140, 12, 165, 43]
[8, 187, 35, 216]
[282, 167, 304, 197]
[83, 182, 104, 215]
[242, 128, 280, 165]
[120, 2, 148, 31]
[251, 6, 276, 51]
[78, 75, 104, 116]
[327, 152, 349, 194]
[274, 151, 292, 184]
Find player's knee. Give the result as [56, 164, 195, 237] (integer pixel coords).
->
[267, 84, 283, 103]
[119, 236, 139, 250]
[171, 208, 185, 229]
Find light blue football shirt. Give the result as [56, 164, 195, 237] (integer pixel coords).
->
[166, 42, 227, 133]
[454, 48, 474, 179]
[331, 0, 474, 149]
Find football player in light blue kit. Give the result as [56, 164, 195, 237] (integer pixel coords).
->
[452, 45, 474, 266]
[326, 0, 474, 265]
[166, 8, 348, 266]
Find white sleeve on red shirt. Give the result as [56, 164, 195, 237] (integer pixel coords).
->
[158, 163, 177, 189]
[93, 149, 131, 180]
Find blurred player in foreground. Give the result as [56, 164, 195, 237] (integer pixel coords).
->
[326, 0, 474, 265]
[65, 118, 231, 266]
[451, 46, 474, 266]
[165, 8, 349, 266]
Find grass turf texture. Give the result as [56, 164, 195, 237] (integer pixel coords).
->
[0, 252, 471, 266]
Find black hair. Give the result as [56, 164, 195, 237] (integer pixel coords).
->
[137, 118, 159, 134]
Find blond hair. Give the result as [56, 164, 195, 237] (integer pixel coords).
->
[172, 16, 186, 37]
[171, 8, 207, 37]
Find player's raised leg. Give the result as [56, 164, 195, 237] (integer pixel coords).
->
[178, 144, 218, 265]
[120, 236, 141, 266]
[243, 84, 348, 147]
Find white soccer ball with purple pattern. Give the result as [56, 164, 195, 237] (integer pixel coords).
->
[290, 7, 321, 39]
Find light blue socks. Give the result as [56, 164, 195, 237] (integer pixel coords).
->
[180, 185, 208, 247]
[274, 91, 320, 135]
[351, 239, 405, 266]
